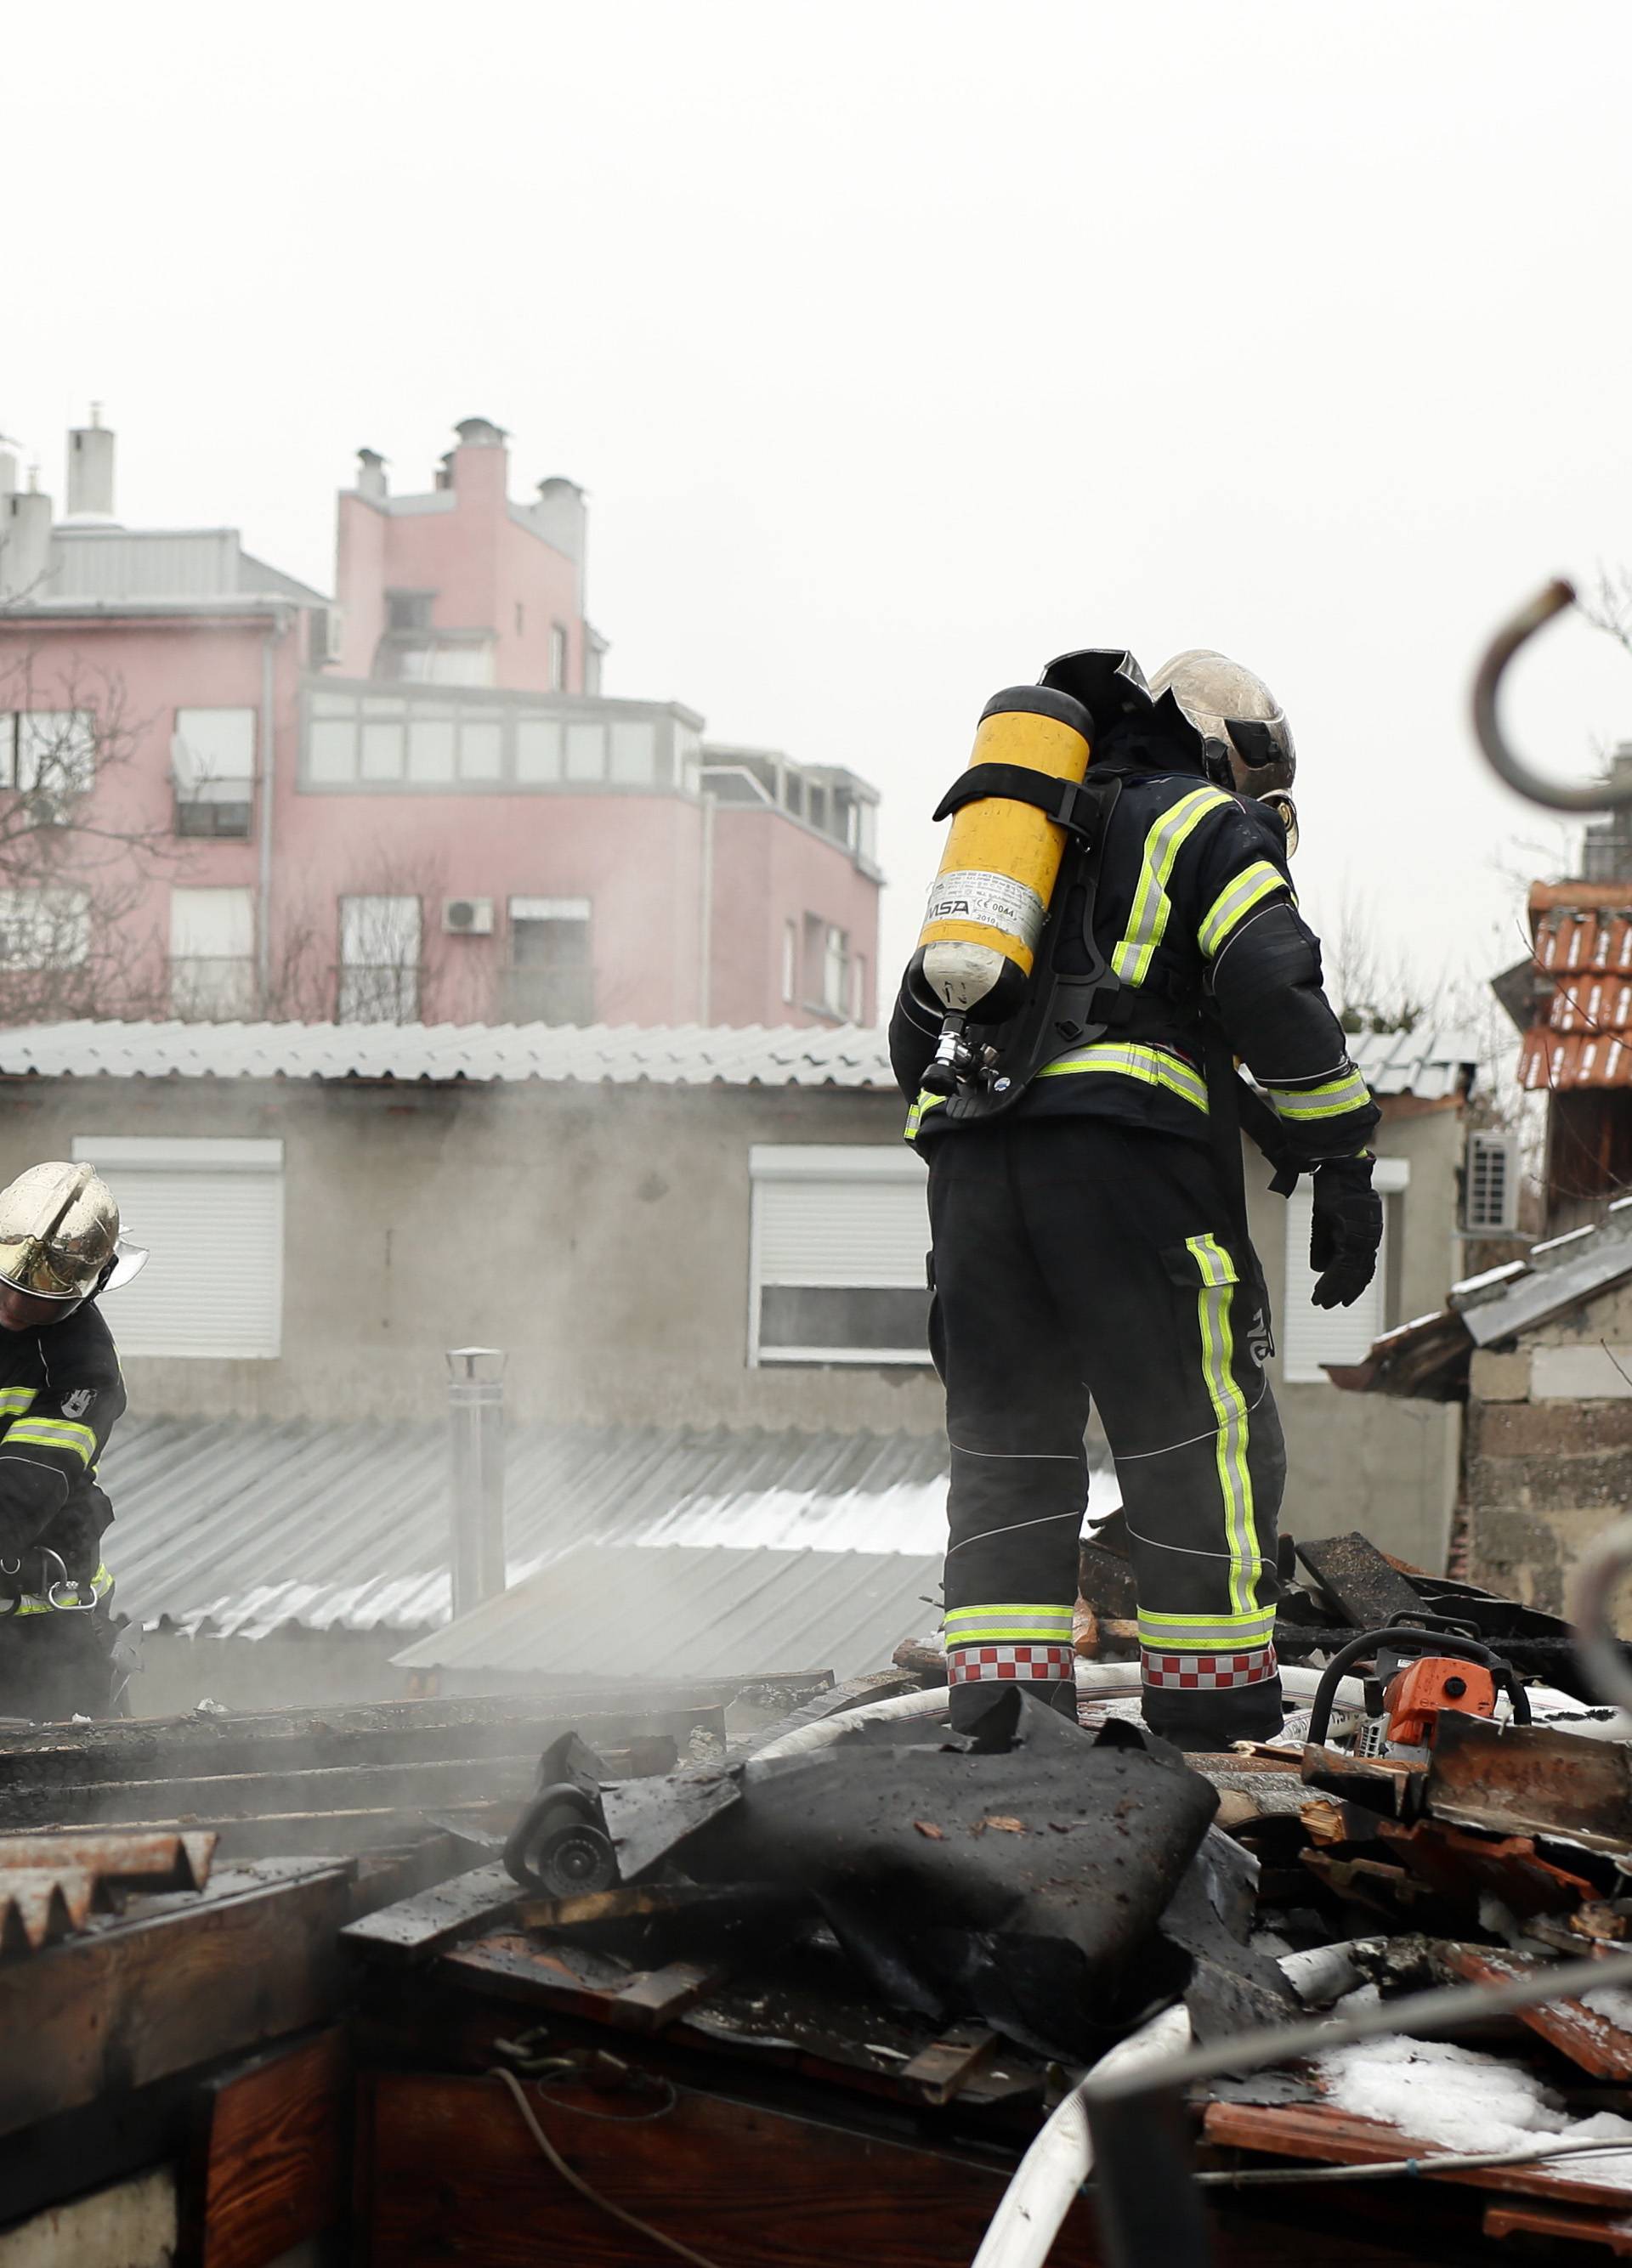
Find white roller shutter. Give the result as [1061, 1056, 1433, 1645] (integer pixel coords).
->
[1280, 1157, 1408, 1384]
[72, 1136, 284, 1359]
[748, 1145, 931, 1365]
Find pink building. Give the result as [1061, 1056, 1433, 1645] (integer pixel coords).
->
[0, 416, 881, 1028]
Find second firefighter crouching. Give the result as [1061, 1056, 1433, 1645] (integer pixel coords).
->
[894, 647, 1383, 1751]
[0, 1162, 147, 1720]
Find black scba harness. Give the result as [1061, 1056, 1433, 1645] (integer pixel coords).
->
[928, 761, 1171, 1124]
[927, 756, 1281, 1326]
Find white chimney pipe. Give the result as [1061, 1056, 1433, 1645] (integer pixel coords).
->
[446, 1346, 507, 1619]
[0, 478, 53, 600]
[66, 407, 116, 521]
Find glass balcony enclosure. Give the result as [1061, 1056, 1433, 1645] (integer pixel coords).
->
[303, 679, 706, 796]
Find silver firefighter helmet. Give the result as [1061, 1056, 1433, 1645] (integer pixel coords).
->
[1148, 650, 1297, 800]
[0, 1161, 122, 1304]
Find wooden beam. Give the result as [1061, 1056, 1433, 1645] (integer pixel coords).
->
[177, 2027, 350, 2268]
[0, 1859, 354, 2140]
[360, 2068, 1100, 2268]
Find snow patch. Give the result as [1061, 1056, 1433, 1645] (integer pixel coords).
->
[1318, 2036, 1632, 2182]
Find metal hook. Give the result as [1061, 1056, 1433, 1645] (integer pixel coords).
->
[1472, 577, 1632, 812]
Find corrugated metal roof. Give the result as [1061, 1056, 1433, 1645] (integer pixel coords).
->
[0, 1019, 1480, 1097]
[99, 1416, 954, 1640]
[40, 529, 327, 607]
[391, 1542, 946, 1682]
[1345, 1027, 1479, 1100]
[0, 1020, 894, 1089]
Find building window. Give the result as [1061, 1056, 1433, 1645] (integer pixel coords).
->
[1280, 1157, 1409, 1383]
[0, 888, 89, 970]
[782, 919, 797, 1006]
[504, 896, 592, 1024]
[71, 1134, 283, 1359]
[750, 1146, 932, 1366]
[802, 919, 849, 1017]
[386, 591, 434, 633]
[170, 887, 255, 1021]
[172, 708, 255, 838]
[339, 895, 422, 1022]
[549, 623, 569, 692]
[0, 711, 96, 800]
[850, 953, 867, 1025]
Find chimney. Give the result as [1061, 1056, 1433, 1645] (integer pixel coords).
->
[534, 476, 587, 566]
[0, 472, 53, 601]
[445, 1346, 507, 1619]
[357, 447, 388, 503]
[453, 416, 507, 449]
[66, 404, 116, 521]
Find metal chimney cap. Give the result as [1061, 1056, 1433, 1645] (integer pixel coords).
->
[446, 1346, 506, 1379]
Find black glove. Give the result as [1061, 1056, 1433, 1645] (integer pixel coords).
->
[1309, 1156, 1383, 1309]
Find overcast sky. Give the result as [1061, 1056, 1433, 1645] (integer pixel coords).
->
[8, 0, 1632, 1020]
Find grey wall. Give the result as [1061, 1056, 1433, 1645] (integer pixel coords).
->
[0, 1072, 1466, 1569]
[0, 1074, 945, 1434]
[1465, 1279, 1632, 1613]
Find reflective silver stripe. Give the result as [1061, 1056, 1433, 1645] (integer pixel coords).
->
[1198, 861, 1289, 959]
[1111, 788, 1231, 985]
[1036, 1041, 1208, 1113]
[944, 1604, 1074, 1644]
[1267, 1066, 1373, 1121]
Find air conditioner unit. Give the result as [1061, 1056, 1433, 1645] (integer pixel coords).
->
[442, 896, 496, 937]
[1465, 1128, 1521, 1236]
[309, 606, 346, 667]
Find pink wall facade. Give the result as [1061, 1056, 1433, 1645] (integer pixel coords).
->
[0, 421, 879, 1029]
[335, 436, 586, 693]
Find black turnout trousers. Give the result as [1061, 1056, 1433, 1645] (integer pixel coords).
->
[926, 1117, 1286, 1748]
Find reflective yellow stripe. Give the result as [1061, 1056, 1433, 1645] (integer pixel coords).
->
[1136, 1606, 1277, 1651]
[945, 1603, 1074, 1644]
[1037, 1041, 1209, 1113]
[1266, 1066, 1374, 1121]
[11, 1562, 112, 1615]
[1111, 788, 1231, 985]
[904, 1089, 944, 1142]
[1198, 861, 1290, 959]
[1186, 1233, 1261, 1620]
[7, 1416, 97, 1464]
[0, 1389, 36, 1419]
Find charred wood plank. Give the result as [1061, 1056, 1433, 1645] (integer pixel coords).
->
[1295, 1533, 1426, 1630]
[1203, 2099, 1632, 2209]
[0, 1693, 733, 1791]
[0, 1859, 354, 2139]
[342, 1862, 521, 1966]
[1441, 1944, 1632, 2080]
[1482, 2197, 1632, 2253]
[899, 2025, 999, 2106]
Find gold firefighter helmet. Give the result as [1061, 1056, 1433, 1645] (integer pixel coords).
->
[1148, 650, 1297, 800]
[0, 1161, 131, 1304]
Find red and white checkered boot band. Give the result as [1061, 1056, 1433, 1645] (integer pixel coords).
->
[1142, 1645, 1278, 1691]
[947, 1643, 1075, 1687]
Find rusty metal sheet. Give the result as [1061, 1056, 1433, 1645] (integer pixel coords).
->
[0, 1830, 217, 1958]
[1425, 1714, 1632, 1853]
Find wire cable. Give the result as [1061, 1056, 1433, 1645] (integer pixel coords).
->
[494, 2067, 727, 2268]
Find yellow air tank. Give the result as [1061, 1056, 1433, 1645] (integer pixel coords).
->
[917, 684, 1095, 1025]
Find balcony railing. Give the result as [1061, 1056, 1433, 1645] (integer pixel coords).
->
[169, 956, 257, 1021]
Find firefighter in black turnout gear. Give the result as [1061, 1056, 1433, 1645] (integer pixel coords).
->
[892, 649, 1382, 1750]
[0, 1162, 144, 1721]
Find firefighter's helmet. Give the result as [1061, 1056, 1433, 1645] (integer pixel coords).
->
[0, 1162, 128, 1304]
[1148, 650, 1297, 798]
